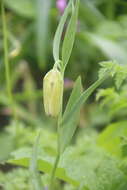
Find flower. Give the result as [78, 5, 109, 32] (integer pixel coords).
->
[43, 68, 63, 117]
[56, 0, 67, 14]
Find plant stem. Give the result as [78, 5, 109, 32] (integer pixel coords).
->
[1, 0, 18, 139]
[1, 0, 13, 103]
[49, 108, 62, 190]
[49, 73, 64, 190]
[49, 153, 60, 190]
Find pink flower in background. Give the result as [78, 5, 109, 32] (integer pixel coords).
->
[64, 78, 74, 89]
[56, 0, 67, 14]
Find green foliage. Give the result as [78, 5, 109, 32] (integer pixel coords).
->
[0, 168, 62, 190]
[96, 85, 127, 118]
[59, 77, 82, 153]
[29, 131, 44, 190]
[99, 61, 127, 89]
[53, 0, 79, 72]
[0, 133, 14, 162]
[0, 168, 30, 190]
[98, 121, 127, 158]
[1, 0, 127, 189]
[59, 69, 108, 153]
[8, 129, 127, 190]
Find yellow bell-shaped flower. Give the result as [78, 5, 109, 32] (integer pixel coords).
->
[43, 68, 63, 117]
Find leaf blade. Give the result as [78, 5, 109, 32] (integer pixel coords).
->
[63, 76, 82, 119]
[53, 0, 72, 62]
[59, 76, 82, 152]
[62, 0, 79, 69]
[59, 75, 107, 153]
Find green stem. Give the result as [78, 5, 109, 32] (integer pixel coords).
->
[49, 153, 60, 190]
[1, 0, 18, 139]
[49, 63, 64, 190]
[1, 0, 13, 103]
[49, 111, 62, 190]
[49, 74, 64, 190]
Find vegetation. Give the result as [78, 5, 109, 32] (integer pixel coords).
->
[1, 0, 127, 190]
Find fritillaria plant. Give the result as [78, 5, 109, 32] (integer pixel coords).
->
[31, 0, 112, 189]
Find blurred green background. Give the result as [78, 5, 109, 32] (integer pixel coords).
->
[1, 0, 127, 189]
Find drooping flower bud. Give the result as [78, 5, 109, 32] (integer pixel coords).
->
[43, 68, 63, 117]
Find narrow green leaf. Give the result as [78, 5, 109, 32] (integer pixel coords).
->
[29, 131, 44, 190]
[36, 0, 51, 68]
[9, 153, 78, 187]
[62, 0, 79, 69]
[59, 74, 107, 153]
[53, 0, 72, 62]
[59, 77, 82, 152]
[63, 76, 82, 119]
